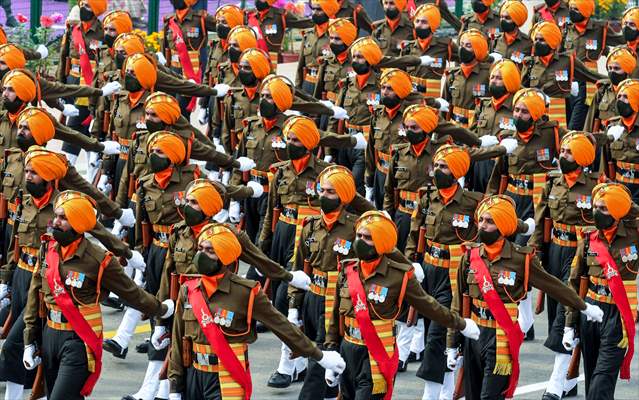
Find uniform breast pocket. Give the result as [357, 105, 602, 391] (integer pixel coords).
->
[276, 184, 290, 196]
[339, 287, 352, 310]
[233, 108, 245, 120]
[324, 71, 336, 83]
[547, 197, 561, 210]
[609, 139, 626, 159]
[309, 242, 320, 253]
[425, 213, 437, 238]
[394, 169, 410, 181]
[182, 308, 199, 332]
[134, 151, 147, 165]
[245, 139, 259, 158]
[144, 198, 157, 213]
[173, 251, 188, 263]
[2, 175, 14, 189]
[372, 128, 384, 140]
[507, 154, 519, 166]
[343, 96, 354, 107]
[113, 114, 124, 128]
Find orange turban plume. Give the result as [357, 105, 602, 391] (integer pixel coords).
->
[476, 195, 518, 236]
[215, 5, 244, 28]
[83, 0, 107, 16]
[533, 21, 562, 49]
[329, 18, 357, 46]
[607, 47, 637, 75]
[312, 0, 340, 17]
[460, 29, 488, 61]
[197, 223, 242, 265]
[54, 191, 97, 234]
[2, 69, 36, 102]
[18, 107, 55, 145]
[240, 48, 272, 79]
[513, 88, 546, 121]
[25, 147, 69, 182]
[617, 79, 639, 112]
[569, 0, 594, 19]
[350, 37, 383, 66]
[114, 33, 146, 55]
[262, 75, 294, 111]
[228, 26, 258, 51]
[433, 144, 471, 179]
[413, 4, 441, 31]
[380, 68, 413, 99]
[491, 59, 521, 93]
[145, 92, 181, 125]
[125, 53, 157, 90]
[187, 179, 224, 217]
[0, 44, 26, 70]
[560, 131, 595, 167]
[147, 131, 186, 165]
[592, 183, 632, 220]
[356, 211, 398, 254]
[623, 7, 639, 29]
[284, 116, 320, 150]
[500, 0, 528, 27]
[403, 104, 438, 133]
[103, 11, 133, 35]
[319, 165, 356, 204]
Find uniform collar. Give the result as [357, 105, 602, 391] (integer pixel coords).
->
[58, 236, 89, 260]
[361, 256, 390, 280]
[561, 169, 586, 186]
[83, 18, 101, 33]
[203, 269, 233, 297]
[478, 239, 513, 262]
[288, 153, 318, 174]
[176, 7, 195, 23]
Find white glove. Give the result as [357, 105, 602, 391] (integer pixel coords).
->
[607, 125, 625, 141]
[517, 294, 534, 334]
[23, 344, 41, 370]
[365, 186, 374, 203]
[229, 201, 241, 223]
[480, 135, 499, 148]
[461, 318, 480, 340]
[151, 326, 170, 350]
[570, 81, 580, 97]
[222, 171, 231, 185]
[161, 299, 175, 319]
[117, 208, 136, 228]
[499, 137, 518, 154]
[97, 175, 112, 195]
[325, 368, 341, 387]
[411, 262, 425, 283]
[446, 348, 460, 370]
[236, 157, 256, 172]
[318, 350, 346, 375]
[214, 83, 230, 98]
[213, 209, 229, 223]
[155, 51, 167, 65]
[247, 180, 264, 198]
[62, 103, 80, 117]
[323, 155, 333, 163]
[524, 217, 535, 236]
[169, 393, 182, 400]
[197, 107, 209, 125]
[208, 170, 221, 182]
[0, 298, 9, 309]
[489, 52, 503, 63]
[420, 55, 436, 66]
[332, 106, 349, 120]
[127, 250, 146, 272]
[215, 143, 226, 155]
[562, 327, 578, 351]
[287, 308, 301, 326]
[102, 140, 121, 156]
[101, 81, 122, 97]
[435, 98, 449, 113]
[111, 219, 125, 238]
[0, 283, 8, 300]
[289, 270, 311, 291]
[319, 99, 334, 108]
[581, 303, 604, 322]
[353, 132, 367, 150]
[36, 44, 49, 59]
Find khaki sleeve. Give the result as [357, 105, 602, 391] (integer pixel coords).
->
[485, 155, 505, 196]
[225, 184, 255, 201]
[377, 55, 421, 69]
[284, 13, 313, 29]
[565, 239, 587, 327]
[237, 230, 292, 282]
[156, 237, 177, 326]
[40, 78, 102, 101]
[59, 166, 123, 219]
[190, 140, 238, 169]
[447, 254, 468, 348]
[53, 119, 103, 153]
[382, 155, 397, 216]
[574, 58, 606, 83]
[258, 172, 278, 246]
[156, 70, 217, 97]
[435, 120, 482, 147]
[405, 274, 466, 331]
[528, 183, 551, 250]
[20, 45, 42, 61]
[288, 223, 310, 309]
[56, 29, 71, 81]
[529, 252, 586, 313]
[23, 260, 44, 346]
[89, 221, 132, 259]
[406, 195, 427, 262]
[468, 145, 507, 161]
[168, 287, 186, 393]
[318, 131, 356, 149]
[325, 271, 345, 348]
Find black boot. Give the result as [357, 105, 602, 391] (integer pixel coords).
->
[407, 350, 424, 363]
[102, 296, 125, 311]
[541, 392, 561, 400]
[267, 371, 292, 388]
[397, 359, 408, 372]
[135, 340, 150, 354]
[524, 325, 535, 341]
[103, 339, 128, 359]
[562, 385, 578, 398]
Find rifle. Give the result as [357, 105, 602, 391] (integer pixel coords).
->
[453, 294, 471, 400]
[31, 238, 48, 400]
[159, 273, 180, 380]
[139, 184, 152, 250]
[536, 217, 553, 314]
[566, 276, 589, 380]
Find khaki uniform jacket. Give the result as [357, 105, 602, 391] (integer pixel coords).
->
[471, 95, 516, 138]
[372, 13, 414, 58]
[56, 19, 104, 82]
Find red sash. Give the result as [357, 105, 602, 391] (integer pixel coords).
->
[168, 17, 201, 111]
[246, 12, 270, 53]
[44, 240, 102, 396]
[407, 0, 416, 17]
[539, 7, 555, 22]
[344, 261, 398, 400]
[588, 231, 635, 379]
[71, 25, 95, 86]
[185, 279, 252, 400]
[469, 248, 524, 398]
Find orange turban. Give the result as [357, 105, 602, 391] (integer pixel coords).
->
[0, 44, 26, 70]
[114, 33, 146, 55]
[240, 48, 272, 80]
[592, 183, 632, 220]
[284, 116, 320, 150]
[569, 0, 594, 19]
[413, 4, 441, 32]
[103, 11, 133, 35]
[460, 29, 488, 61]
[433, 144, 471, 179]
[403, 104, 438, 133]
[533, 21, 562, 49]
[380, 68, 412, 99]
[480, 0, 495, 5]
[356, 211, 398, 254]
[184, 0, 199, 6]
[2, 70, 36, 102]
[197, 223, 242, 265]
[617, 79, 639, 112]
[262, 75, 293, 111]
[215, 5, 244, 28]
[147, 131, 186, 165]
[0, 26, 6, 45]
[83, 0, 107, 16]
[319, 165, 356, 204]
[54, 191, 97, 234]
[125, 53, 157, 90]
[312, 0, 340, 17]
[329, 18, 357, 46]
[228, 26, 258, 52]
[476, 195, 518, 236]
[607, 47, 637, 75]
[623, 7, 639, 28]
[491, 59, 521, 93]
[560, 131, 595, 167]
[18, 107, 55, 145]
[25, 147, 69, 182]
[350, 37, 383, 66]
[145, 92, 181, 125]
[187, 179, 224, 217]
[501, 0, 528, 27]
[391, 0, 407, 11]
[513, 88, 546, 121]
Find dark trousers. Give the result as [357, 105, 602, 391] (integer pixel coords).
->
[42, 326, 91, 400]
[269, 220, 296, 315]
[336, 148, 365, 195]
[145, 243, 168, 361]
[61, 75, 91, 157]
[339, 340, 386, 400]
[393, 210, 411, 252]
[463, 327, 510, 400]
[244, 193, 269, 286]
[543, 243, 576, 354]
[373, 169, 386, 210]
[568, 82, 587, 131]
[469, 158, 495, 194]
[185, 366, 222, 400]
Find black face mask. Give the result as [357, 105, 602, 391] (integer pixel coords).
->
[330, 43, 348, 56]
[259, 98, 278, 118]
[609, 71, 628, 86]
[515, 117, 533, 132]
[385, 8, 400, 20]
[312, 13, 329, 25]
[184, 205, 207, 226]
[320, 196, 341, 214]
[171, 0, 188, 10]
[617, 99, 635, 118]
[53, 227, 80, 247]
[544, 0, 560, 7]
[351, 61, 370, 75]
[287, 143, 308, 160]
[149, 153, 171, 172]
[500, 19, 517, 33]
[0, 68, 8, 82]
[3, 97, 23, 114]
[406, 129, 426, 145]
[145, 119, 165, 134]
[534, 41, 552, 57]
[624, 26, 639, 42]
[471, 0, 488, 14]
[559, 157, 580, 173]
[414, 27, 432, 39]
[458, 47, 475, 64]
[434, 169, 457, 189]
[239, 70, 258, 87]
[216, 24, 230, 40]
[26, 180, 49, 198]
[228, 47, 242, 63]
[17, 134, 36, 152]
[255, 0, 270, 12]
[594, 210, 616, 231]
[381, 94, 401, 109]
[80, 7, 94, 22]
[353, 238, 378, 261]
[489, 83, 507, 99]
[104, 34, 116, 48]
[478, 228, 501, 245]
[115, 53, 126, 70]
[193, 252, 223, 276]
[125, 73, 143, 93]
[569, 9, 585, 23]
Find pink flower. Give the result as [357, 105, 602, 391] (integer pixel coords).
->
[51, 12, 64, 24]
[16, 13, 28, 24]
[40, 15, 54, 28]
[273, 0, 287, 9]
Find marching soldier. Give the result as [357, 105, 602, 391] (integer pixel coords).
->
[491, 0, 532, 68]
[335, 0, 373, 34]
[460, 0, 500, 39]
[620, 7, 639, 78]
[373, 0, 414, 58]
[533, 0, 571, 27]
[0, 26, 48, 63]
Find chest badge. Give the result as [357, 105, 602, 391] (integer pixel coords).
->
[200, 308, 213, 327]
[555, 70, 569, 82]
[452, 214, 470, 228]
[265, 24, 278, 35]
[65, 271, 85, 288]
[305, 181, 317, 196]
[368, 284, 388, 303]
[333, 238, 352, 255]
[497, 270, 516, 286]
[499, 117, 516, 131]
[366, 93, 380, 106]
[585, 39, 598, 50]
[271, 135, 286, 149]
[575, 195, 592, 209]
[536, 148, 551, 162]
[214, 307, 234, 327]
[620, 245, 638, 262]
[510, 51, 524, 64]
[472, 84, 486, 97]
